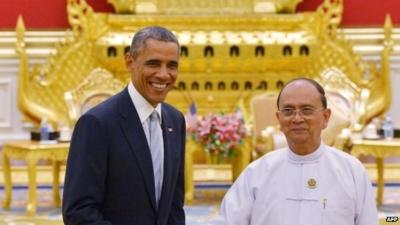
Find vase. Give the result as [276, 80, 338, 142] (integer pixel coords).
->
[206, 152, 229, 164]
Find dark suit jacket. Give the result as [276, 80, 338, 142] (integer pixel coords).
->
[62, 88, 186, 225]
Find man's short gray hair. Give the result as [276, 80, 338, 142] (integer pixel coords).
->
[129, 26, 180, 58]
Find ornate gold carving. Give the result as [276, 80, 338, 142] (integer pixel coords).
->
[15, 0, 392, 155]
[68, 0, 108, 39]
[317, 0, 343, 36]
[255, 0, 304, 13]
[108, 0, 136, 13]
[108, 0, 304, 14]
[64, 68, 125, 125]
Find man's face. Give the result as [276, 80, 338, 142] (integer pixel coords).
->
[276, 80, 331, 149]
[126, 38, 179, 107]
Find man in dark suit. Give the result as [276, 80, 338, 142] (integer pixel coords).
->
[62, 26, 186, 225]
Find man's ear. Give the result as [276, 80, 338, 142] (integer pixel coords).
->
[322, 108, 332, 129]
[125, 53, 133, 68]
[276, 111, 284, 132]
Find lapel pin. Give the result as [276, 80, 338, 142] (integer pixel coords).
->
[168, 128, 173, 132]
[307, 178, 317, 189]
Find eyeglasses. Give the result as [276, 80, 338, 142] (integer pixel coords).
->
[278, 107, 325, 118]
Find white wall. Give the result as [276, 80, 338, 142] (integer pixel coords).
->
[387, 68, 400, 128]
[0, 58, 30, 145]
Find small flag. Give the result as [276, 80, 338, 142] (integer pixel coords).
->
[186, 102, 198, 130]
[190, 102, 197, 116]
[236, 97, 246, 123]
[236, 106, 244, 122]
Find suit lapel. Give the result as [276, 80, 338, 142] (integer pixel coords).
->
[118, 88, 157, 211]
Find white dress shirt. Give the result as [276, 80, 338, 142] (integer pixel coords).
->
[127, 82, 164, 192]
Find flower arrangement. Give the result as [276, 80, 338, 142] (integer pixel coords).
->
[191, 113, 247, 162]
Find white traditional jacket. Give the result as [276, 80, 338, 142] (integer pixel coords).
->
[216, 144, 379, 225]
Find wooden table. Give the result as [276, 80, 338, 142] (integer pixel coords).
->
[351, 138, 400, 207]
[2, 140, 69, 215]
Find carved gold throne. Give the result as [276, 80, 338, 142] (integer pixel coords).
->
[64, 68, 125, 124]
[250, 65, 391, 156]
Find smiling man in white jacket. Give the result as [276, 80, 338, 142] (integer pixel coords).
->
[216, 78, 378, 225]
